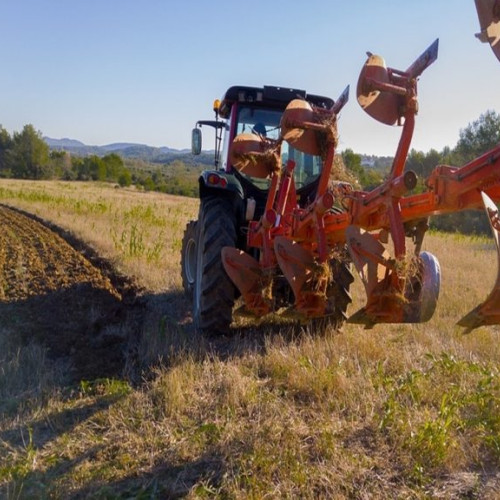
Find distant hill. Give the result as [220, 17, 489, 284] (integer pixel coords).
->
[43, 137, 209, 164]
[44, 137, 87, 149]
[44, 137, 392, 171]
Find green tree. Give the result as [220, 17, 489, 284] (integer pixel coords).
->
[118, 169, 132, 187]
[455, 110, 500, 162]
[341, 148, 382, 189]
[342, 149, 363, 176]
[49, 150, 74, 179]
[0, 126, 13, 176]
[9, 124, 50, 179]
[84, 155, 106, 181]
[102, 153, 124, 180]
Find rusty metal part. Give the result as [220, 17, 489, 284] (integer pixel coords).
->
[458, 192, 500, 331]
[280, 99, 337, 156]
[281, 100, 321, 155]
[221, 247, 272, 317]
[475, 0, 500, 62]
[274, 236, 329, 317]
[357, 54, 402, 126]
[346, 226, 440, 326]
[229, 133, 280, 178]
[346, 226, 390, 298]
[357, 39, 438, 126]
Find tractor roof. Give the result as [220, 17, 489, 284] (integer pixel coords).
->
[218, 85, 334, 119]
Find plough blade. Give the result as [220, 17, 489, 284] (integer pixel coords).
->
[346, 226, 441, 327]
[345, 226, 389, 297]
[221, 247, 272, 317]
[458, 192, 500, 331]
[274, 236, 329, 317]
[346, 226, 403, 326]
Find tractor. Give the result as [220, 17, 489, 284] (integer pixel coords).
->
[181, 84, 353, 335]
[182, 0, 500, 336]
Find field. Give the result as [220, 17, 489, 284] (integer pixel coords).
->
[1, 179, 500, 499]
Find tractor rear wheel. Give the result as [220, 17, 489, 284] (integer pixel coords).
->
[181, 220, 198, 297]
[193, 197, 237, 335]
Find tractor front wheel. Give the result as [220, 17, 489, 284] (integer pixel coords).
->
[193, 197, 237, 335]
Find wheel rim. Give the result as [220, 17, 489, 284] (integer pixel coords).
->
[193, 219, 204, 329]
[185, 236, 196, 288]
[418, 251, 441, 322]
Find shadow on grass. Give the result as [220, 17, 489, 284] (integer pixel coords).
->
[70, 453, 226, 499]
[3, 450, 226, 499]
[0, 394, 121, 499]
[135, 288, 321, 371]
[0, 284, 289, 497]
[0, 205, 321, 498]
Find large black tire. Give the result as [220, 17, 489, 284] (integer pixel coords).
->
[309, 249, 354, 333]
[181, 220, 198, 297]
[324, 254, 354, 327]
[193, 197, 237, 335]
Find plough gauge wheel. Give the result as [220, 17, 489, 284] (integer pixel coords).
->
[346, 226, 441, 326]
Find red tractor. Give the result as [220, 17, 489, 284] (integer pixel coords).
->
[182, 84, 353, 335]
[182, 0, 500, 336]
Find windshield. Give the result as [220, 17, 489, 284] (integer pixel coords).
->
[235, 106, 323, 188]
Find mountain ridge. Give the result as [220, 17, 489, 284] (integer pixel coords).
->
[44, 137, 192, 161]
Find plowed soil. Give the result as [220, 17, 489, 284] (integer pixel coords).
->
[0, 204, 144, 380]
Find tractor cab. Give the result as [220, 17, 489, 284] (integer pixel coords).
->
[192, 85, 335, 212]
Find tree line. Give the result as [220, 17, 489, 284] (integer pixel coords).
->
[0, 124, 133, 186]
[0, 124, 201, 195]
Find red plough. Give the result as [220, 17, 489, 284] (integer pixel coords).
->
[183, 0, 500, 335]
[221, 38, 500, 332]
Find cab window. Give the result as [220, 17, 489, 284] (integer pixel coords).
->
[235, 105, 323, 188]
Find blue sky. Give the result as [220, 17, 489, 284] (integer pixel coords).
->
[1, 0, 498, 156]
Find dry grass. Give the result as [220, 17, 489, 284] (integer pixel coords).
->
[1, 179, 500, 498]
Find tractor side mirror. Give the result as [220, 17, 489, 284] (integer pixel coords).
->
[191, 128, 202, 155]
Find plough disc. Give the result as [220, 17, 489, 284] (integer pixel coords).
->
[356, 54, 401, 126]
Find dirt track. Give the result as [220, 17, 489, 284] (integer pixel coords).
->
[0, 204, 143, 380]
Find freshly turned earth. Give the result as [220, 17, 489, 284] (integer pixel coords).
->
[0, 205, 143, 380]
